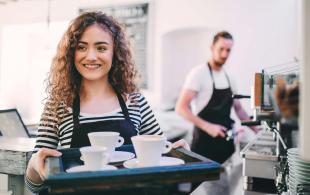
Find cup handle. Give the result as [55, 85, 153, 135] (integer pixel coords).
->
[162, 141, 172, 154]
[116, 136, 124, 147]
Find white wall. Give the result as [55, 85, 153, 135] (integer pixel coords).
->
[0, 0, 300, 123]
[160, 27, 214, 109]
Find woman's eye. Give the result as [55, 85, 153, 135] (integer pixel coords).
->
[77, 45, 87, 51]
[97, 46, 107, 52]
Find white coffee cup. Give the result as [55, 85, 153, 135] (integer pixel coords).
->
[88, 132, 124, 154]
[79, 146, 109, 170]
[131, 135, 172, 167]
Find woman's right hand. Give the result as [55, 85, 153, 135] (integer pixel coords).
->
[27, 148, 62, 183]
[201, 121, 226, 138]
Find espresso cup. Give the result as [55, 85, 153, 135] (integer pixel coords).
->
[131, 135, 172, 167]
[88, 132, 124, 154]
[79, 146, 109, 170]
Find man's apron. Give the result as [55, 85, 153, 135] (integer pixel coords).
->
[191, 63, 235, 164]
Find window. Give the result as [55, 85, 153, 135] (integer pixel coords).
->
[0, 22, 68, 123]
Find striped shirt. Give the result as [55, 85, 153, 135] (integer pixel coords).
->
[26, 92, 162, 193]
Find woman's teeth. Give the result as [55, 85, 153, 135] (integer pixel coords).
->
[83, 64, 101, 69]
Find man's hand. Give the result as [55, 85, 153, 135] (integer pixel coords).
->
[200, 121, 226, 138]
[175, 89, 226, 139]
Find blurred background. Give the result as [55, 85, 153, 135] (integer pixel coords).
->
[0, 0, 300, 125]
[0, 1, 309, 195]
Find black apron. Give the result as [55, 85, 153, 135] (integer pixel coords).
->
[70, 90, 137, 148]
[191, 63, 235, 164]
[39, 91, 137, 195]
[39, 90, 143, 195]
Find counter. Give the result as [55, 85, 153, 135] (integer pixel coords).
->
[0, 137, 35, 195]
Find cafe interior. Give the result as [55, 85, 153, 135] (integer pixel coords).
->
[0, 0, 309, 195]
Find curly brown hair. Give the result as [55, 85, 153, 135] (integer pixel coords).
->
[46, 11, 138, 112]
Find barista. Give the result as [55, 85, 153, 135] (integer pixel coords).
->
[176, 31, 258, 164]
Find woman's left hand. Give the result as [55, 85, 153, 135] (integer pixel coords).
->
[172, 139, 190, 151]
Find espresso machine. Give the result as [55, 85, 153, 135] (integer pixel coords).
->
[240, 62, 299, 194]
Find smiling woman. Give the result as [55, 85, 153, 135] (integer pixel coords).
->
[74, 24, 114, 83]
[46, 12, 137, 112]
[24, 12, 163, 194]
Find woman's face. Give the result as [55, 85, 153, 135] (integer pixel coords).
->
[74, 23, 114, 83]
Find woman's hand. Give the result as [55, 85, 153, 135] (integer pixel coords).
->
[172, 139, 190, 151]
[26, 148, 62, 183]
[251, 126, 260, 134]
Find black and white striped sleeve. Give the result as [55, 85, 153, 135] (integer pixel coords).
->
[133, 93, 163, 135]
[34, 102, 60, 152]
[25, 175, 46, 193]
[25, 102, 61, 193]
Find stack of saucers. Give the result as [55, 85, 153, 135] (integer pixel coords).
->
[287, 148, 310, 194]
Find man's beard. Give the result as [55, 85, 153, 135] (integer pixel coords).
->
[214, 59, 225, 68]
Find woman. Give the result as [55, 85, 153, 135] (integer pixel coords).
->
[25, 11, 188, 194]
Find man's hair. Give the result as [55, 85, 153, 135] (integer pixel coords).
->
[212, 31, 233, 44]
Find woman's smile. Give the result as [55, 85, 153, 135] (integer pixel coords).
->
[83, 64, 102, 70]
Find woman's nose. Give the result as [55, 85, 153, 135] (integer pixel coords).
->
[86, 49, 97, 60]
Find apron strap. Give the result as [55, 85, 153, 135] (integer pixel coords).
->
[207, 63, 216, 88]
[224, 71, 231, 87]
[73, 95, 80, 130]
[115, 91, 132, 122]
[72, 89, 133, 129]
[207, 62, 231, 88]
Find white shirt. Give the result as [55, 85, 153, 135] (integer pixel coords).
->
[182, 64, 237, 115]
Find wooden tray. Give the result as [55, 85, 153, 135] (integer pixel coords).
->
[44, 145, 221, 194]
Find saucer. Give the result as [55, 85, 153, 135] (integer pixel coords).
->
[80, 151, 135, 163]
[110, 151, 135, 163]
[123, 157, 185, 169]
[66, 164, 117, 173]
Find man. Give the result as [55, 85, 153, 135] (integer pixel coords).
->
[176, 31, 257, 194]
